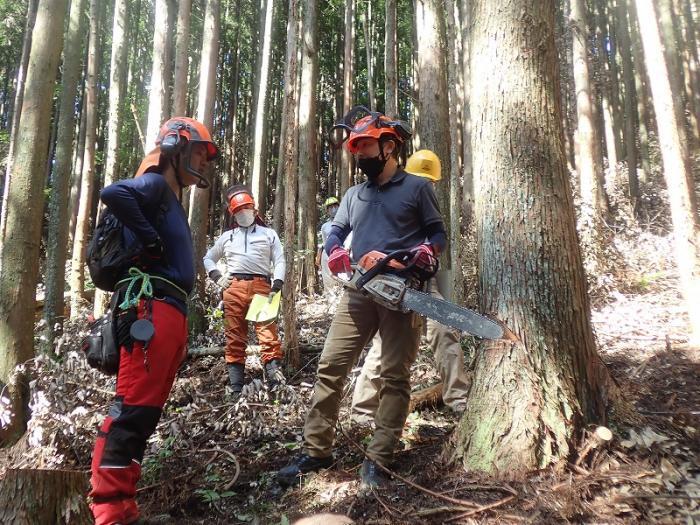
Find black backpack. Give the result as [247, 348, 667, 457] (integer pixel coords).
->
[86, 209, 143, 291]
[87, 203, 168, 292]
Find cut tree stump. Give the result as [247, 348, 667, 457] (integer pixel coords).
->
[409, 382, 444, 412]
[0, 469, 91, 524]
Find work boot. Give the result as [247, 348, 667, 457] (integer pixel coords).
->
[227, 363, 245, 398]
[264, 359, 286, 388]
[277, 453, 333, 487]
[359, 459, 388, 491]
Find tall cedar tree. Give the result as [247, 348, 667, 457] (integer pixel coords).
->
[0, 0, 69, 443]
[452, 0, 612, 472]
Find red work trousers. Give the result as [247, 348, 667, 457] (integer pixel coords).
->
[222, 277, 282, 365]
[89, 299, 187, 525]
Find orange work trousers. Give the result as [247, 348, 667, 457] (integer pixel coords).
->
[222, 277, 282, 365]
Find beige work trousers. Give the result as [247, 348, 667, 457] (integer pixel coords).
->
[351, 277, 469, 419]
[303, 288, 422, 466]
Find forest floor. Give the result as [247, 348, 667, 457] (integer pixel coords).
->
[2, 168, 699, 524]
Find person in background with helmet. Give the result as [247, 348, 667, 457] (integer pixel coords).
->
[351, 150, 469, 422]
[89, 117, 219, 525]
[278, 107, 447, 491]
[203, 185, 286, 398]
[317, 196, 340, 290]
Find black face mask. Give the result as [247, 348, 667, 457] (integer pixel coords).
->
[357, 154, 387, 181]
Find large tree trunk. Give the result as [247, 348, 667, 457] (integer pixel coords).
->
[0, 469, 91, 524]
[94, 0, 130, 318]
[144, 0, 171, 152]
[69, 0, 99, 320]
[43, 0, 87, 352]
[452, 0, 611, 473]
[250, 0, 274, 214]
[188, 0, 219, 335]
[0, 0, 38, 249]
[635, 0, 700, 343]
[339, 0, 354, 196]
[0, 0, 68, 444]
[281, 0, 300, 369]
[172, 0, 191, 116]
[415, 0, 451, 277]
[298, 0, 319, 294]
[384, 0, 398, 117]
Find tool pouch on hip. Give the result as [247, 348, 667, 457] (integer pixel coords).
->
[81, 293, 132, 375]
[81, 312, 119, 376]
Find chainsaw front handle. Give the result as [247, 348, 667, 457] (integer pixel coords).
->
[355, 249, 414, 289]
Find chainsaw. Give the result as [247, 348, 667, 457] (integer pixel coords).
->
[337, 249, 505, 340]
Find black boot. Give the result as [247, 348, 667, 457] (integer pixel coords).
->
[227, 363, 245, 398]
[264, 359, 285, 387]
[359, 459, 388, 491]
[277, 454, 334, 487]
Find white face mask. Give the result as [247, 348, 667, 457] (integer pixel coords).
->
[235, 209, 255, 227]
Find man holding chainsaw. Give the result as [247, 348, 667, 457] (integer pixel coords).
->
[351, 149, 470, 420]
[278, 107, 446, 490]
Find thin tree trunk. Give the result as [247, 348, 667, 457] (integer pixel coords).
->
[94, 0, 130, 317]
[188, 0, 219, 335]
[384, 0, 398, 117]
[281, 0, 300, 369]
[0, 0, 38, 248]
[68, 80, 88, 249]
[415, 0, 451, 271]
[570, 0, 605, 256]
[144, 0, 171, 152]
[362, 1, 375, 110]
[678, 0, 700, 145]
[69, 0, 99, 319]
[444, 0, 462, 303]
[172, 0, 191, 116]
[453, 0, 611, 473]
[459, 0, 473, 231]
[250, 0, 274, 214]
[298, 0, 319, 294]
[43, 0, 87, 351]
[635, 0, 700, 343]
[628, 0, 653, 182]
[339, 0, 354, 196]
[615, 0, 640, 216]
[0, 0, 69, 444]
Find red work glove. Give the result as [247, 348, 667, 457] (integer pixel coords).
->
[410, 243, 436, 271]
[327, 246, 352, 275]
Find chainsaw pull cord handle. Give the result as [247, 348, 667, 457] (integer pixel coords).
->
[355, 249, 414, 289]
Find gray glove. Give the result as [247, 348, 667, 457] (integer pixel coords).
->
[217, 273, 233, 289]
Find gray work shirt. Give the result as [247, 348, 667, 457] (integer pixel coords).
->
[332, 169, 444, 261]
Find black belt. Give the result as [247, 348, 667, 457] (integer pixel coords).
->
[231, 273, 270, 282]
[116, 277, 189, 304]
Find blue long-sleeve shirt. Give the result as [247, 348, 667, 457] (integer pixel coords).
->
[100, 172, 194, 313]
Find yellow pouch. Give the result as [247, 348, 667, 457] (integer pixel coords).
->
[245, 291, 281, 323]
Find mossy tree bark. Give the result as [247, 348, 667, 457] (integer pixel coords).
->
[452, 0, 612, 474]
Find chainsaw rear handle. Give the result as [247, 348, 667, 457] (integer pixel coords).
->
[355, 249, 416, 290]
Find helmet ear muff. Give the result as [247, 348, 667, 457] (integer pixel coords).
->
[160, 129, 187, 158]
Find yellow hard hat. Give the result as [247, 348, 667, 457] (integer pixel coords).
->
[323, 196, 340, 207]
[405, 149, 441, 181]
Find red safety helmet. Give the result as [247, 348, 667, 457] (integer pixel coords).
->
[135, 116, 219, 188]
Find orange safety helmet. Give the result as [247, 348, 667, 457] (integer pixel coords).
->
[226, 185, 256, 215]
[346, 114, 403, 155]
[135, 116, 219, 188]
[330, 106, 412, 155]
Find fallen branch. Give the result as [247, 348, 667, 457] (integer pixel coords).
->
[574, 426, 613, 467]
[408, 383, 443, 412]
[443, 495, 517, 522]
[201, 448, 240, 490]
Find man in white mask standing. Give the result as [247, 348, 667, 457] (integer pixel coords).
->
[316, 196, 340, 291]
[203, 186, 286, 397]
